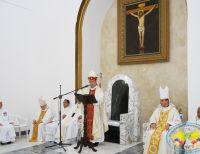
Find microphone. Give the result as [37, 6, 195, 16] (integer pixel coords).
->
[53, 85, 89, 100]
[80, 85, 89, 89]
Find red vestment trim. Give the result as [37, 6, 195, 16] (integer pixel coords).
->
[86, 89, 95, 140]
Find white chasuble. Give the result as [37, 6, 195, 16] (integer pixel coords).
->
[78, 85, 108, 143]
[143, 103, 181, 154]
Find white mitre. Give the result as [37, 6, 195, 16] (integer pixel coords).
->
[88, 70, 97, 78]
[38, 97, 47, 106]
[159, 86, 169, 99]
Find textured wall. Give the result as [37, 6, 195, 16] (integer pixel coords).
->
[101, 0, 187, 131]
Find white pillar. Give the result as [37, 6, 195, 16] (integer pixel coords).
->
[187, 0, 200, 120]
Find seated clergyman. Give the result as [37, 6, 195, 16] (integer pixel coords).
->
[45, 99, 71, 142]
[55, 99, 83, 143]
[29, 97, 54, 142]
[143, 86, 181, 154]
[0, 101, 16, 145]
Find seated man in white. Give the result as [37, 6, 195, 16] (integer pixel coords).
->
[55, 99, 83, 143]
[45, 99, 71, 142]
[184, 107, 200, 153]
[143, 86, 181, 154]
[0, 101, 16, 145]
[29, 97, 54, 142]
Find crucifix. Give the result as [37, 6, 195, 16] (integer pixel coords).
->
[127, 3, 158, 54]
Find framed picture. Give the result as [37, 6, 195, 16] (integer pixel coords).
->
[118, 0, 169, 64]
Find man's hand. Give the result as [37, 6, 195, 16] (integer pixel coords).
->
[78, 115, 82, 120]
[62, 114, 66, 119]
[150, 123, 156, 129]
[48, 121, 53, 124]
[32, 120, 37, 124]
[166, 123, 171, 130]
[9, 122, 14, 125]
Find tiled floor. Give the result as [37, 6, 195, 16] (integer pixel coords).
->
[0, 136, 143, 154]
[0, 136, 40, 153]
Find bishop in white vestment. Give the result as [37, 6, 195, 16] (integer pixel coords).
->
[29, 97, 54, 142]
[78, 70, 108, 144]
[0, 101, 16, 144]
[143, 86, 181, 154]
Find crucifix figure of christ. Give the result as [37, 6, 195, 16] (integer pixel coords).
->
[127, 3, 158, 54]
[74, 93, 97, 153]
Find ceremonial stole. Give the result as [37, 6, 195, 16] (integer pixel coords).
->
[29, 110, 47, 142]
[147, 109, 171, 154]
[87, 89, 95, 140]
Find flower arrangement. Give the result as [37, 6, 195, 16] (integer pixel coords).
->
[168, 123, 200, 153]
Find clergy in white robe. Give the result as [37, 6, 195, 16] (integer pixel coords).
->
[55, 100, 83, 143]
[46, 99, 71, 142]
[29, 97, 54, 142]
[187, 107, 200, 125]
[143, 86, 181, 154]
[193, 107, 200, 153]
[78, 70, 108, 144]
[184, 107, 200, 153]
[0, 101, 16, 144]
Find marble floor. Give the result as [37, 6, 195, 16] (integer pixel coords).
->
[0, 136, 143, 154]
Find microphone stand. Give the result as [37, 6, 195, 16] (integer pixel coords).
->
[45, 85, 88, 152]
[45, 85, 71, 152]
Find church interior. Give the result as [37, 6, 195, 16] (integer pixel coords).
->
[0, 0, 200, 154]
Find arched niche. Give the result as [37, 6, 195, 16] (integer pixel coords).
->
[111, 80, 129, 121]
[104, 74, 140, 143]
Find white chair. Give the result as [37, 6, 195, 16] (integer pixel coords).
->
[10, 114, 29, 138]
[143, 122, 150, 143]
[104, 74, 140, 144]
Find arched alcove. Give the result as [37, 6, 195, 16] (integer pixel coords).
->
[104, 74, 140, 143]
[111, 80, 129, 121]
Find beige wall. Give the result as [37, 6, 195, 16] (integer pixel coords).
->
[101, 0, 187, 129]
